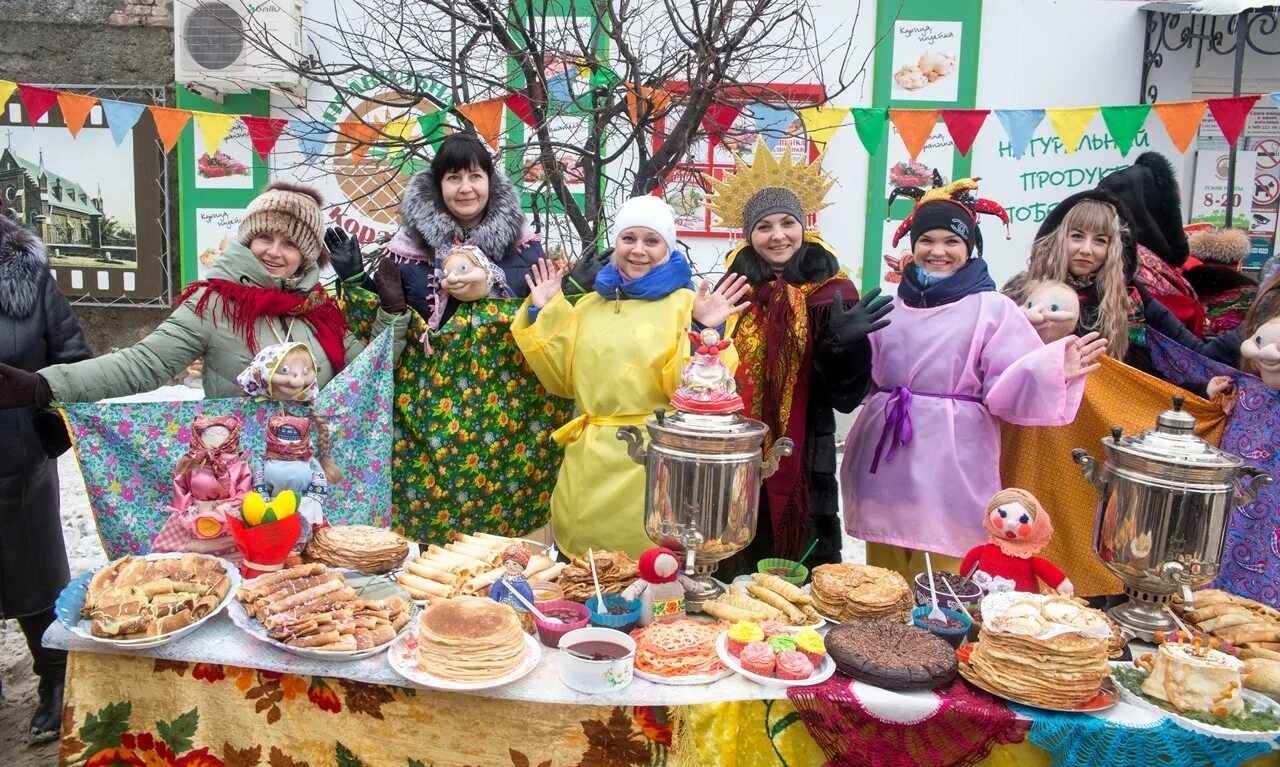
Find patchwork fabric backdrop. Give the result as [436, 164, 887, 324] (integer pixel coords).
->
[62, 329, 396, 559]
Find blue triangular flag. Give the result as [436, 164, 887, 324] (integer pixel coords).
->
[994, 109, 1046, 159]
[1269, 91, 1280, 111]
[751, 104, 797, 150]
[291, 119, 330, 165]
[100, 99, 146, 146]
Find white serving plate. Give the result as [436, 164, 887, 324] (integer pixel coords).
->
[715, 633, 836, 688]
[228, 575, 415, 661]
[1113, 664, 1280, 743]
[723, 576, 825, 630]
[56, 553, 240, 650]
[632, 666, 734, 686]
[387, 631, 541, 691]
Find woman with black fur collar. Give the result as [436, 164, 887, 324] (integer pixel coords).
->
[327, 133, 543, 325]
[0, 214, 92, 743]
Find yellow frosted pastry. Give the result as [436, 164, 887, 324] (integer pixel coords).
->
[793, 627, 826, 661]
[727, 620, 764, 655]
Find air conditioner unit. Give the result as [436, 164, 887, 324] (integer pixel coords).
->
[175, 0, 306, 98]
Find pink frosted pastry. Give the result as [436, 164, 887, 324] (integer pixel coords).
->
[759, 620, 790, 639]
[739, 641, 776, 677]
[775, 650, 815, 681]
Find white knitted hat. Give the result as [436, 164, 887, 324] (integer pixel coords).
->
[610, 195, 679, 255]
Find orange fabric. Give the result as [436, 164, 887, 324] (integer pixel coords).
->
[1000, 356, 1227, 597]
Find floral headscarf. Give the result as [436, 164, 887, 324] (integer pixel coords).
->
[236, 341, 318, 402]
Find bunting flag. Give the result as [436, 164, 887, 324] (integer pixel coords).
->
[417, 111, 448, 146]
[148, 105, 192, 153]
[0, 80, 15, 109]
[16, 84, 59, 122]
[1099, 104, 1152, 156]
[888, 108, 938, 161]
[796, 105, 848, 151]
[337, 119, 380, 164]
[241, 115, 287, 160]
[849, 107, 888, 155]
[455, 97, 505, 149]
[193, 111, 236, 157]
[751, 104, 797, 149]
[624, 86, 672, 124]
[994, 109, 1045, 159]
[589, 65, 623, 90]
[290, 119, 330, 165]
[56, 92, 99, 138]
[702, 103, 745, 152]
[99, 99, 146, 146]
[504, 93, 537, 128]
[1046, 106, 1099, 155]
[1270, 91, 1280, 111]
[939, 109, 989, 157]
[1207, 94, 1261, 146]
[1152, 100, 1207, 154]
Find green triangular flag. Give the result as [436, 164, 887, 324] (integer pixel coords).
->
[590, 65, 623, 90]
[1099, 104, 1152, 157]
[417, 111, 448, 146]
[850, 107, 888, 155]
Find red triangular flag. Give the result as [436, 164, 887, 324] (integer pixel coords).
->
[504, 93, 537, 127]
[17, 84, 60, 123]
[939, 109, 990, 157]
[702, 104, 745, 152]
[240, 116, 287, 160]
[1206, 95, 1261, 147]
[57, 92, 99, 138]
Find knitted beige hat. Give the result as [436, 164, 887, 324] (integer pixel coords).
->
[237, 182, 326, 268]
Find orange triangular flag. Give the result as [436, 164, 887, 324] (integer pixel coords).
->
[148, 105, 192, 153]
[625, 86, 672, 124]
[337, 119, 381, 163]
[888, 109, 939, 161]
[1152, 100, 1207, 154]
[455, 97, 505, 149]
[57, 92, 99, 138]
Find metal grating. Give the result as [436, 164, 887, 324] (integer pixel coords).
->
[182, 2, 247, 71]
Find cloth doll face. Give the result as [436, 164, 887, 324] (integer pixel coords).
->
[989, 501, 1034, 541]
[1241, 317, 1280, 389]
[1022, 282, 1081, 344]
[504, 559, 524, 577]
[191, 415, 242, 454]
[270, 347, 317, 401]
[441, 249, 491, 302]
[652, 551, 679, 580]
[201, 425, 231, 450]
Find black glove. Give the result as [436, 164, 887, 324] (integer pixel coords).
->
[374, 258, 407, 314]
[324, 226, 365, 283]
[825, 288, 893, 348]
[0, 361, 53, 410]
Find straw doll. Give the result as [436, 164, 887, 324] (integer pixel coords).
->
[150, 415, 251, 555]
[622, 547, 693, 626]
[959, 488, 1073, 596]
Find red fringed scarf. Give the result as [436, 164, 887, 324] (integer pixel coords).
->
[176, 279, 350, 372]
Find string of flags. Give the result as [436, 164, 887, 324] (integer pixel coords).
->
[3, 78, 1278, 165]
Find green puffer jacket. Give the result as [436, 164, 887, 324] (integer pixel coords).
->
[41, 239, 406, 401]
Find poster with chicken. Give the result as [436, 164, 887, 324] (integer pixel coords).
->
[890, 21, 962, 103]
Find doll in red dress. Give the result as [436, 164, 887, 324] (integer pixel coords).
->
[959, 488, 1074, 597]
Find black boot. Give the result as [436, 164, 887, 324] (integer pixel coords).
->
[28, 676, 64, 743]
[17, 608, 66, 743]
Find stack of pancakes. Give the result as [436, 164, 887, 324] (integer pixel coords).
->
[415, 596, 526, 682]
[559, 551, 638, 601]
[303, 525, 409, 574]
[810, 563, 912, 623]
[962, 626, 1111, 707]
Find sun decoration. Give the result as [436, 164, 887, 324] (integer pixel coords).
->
[703, 138, 836, 231]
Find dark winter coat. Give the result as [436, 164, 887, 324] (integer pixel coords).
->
[0, 216, 92, 617]
[1184, 264, 1257, 337]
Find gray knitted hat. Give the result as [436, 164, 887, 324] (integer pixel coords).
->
[742, 187, 804, 235]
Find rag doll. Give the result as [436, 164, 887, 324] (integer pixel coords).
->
[959, 488, 1074, 596]
[1019, 279, 1082, 345]
[151, 415, 251, 555]
[489, 545, 536, 634]
[671, 328, 742, 413]
[622, 547, 691, 626]
[237, 341, 320, 403]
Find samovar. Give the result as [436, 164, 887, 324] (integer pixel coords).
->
[1073, 396, 1271, 640]
[617, 409, 792, 610]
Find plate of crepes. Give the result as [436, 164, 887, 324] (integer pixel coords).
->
[709, 574, 824, 629]
[395, 533, 565, 603]
[387, 596, 540, 691]
[229, 563, 415, 659]
[808, 563, 913, 624]
[630, 618, 731, 685]
[302, 525, 409, 575]
[715, 621, 835, 688]
[56, 553, 238, 649]
[1171, 588, 1280, 700]
[957, 593, 1119, 712]
[1111, 633, 1280, 741]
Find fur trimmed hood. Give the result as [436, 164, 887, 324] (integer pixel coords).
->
[0, 215, 48, 319]
[1190, 227, 1250, 265]
[397, 168, 531, 262]
[1035, 188, 1139, 284]
[1097, 151, 1190, 267]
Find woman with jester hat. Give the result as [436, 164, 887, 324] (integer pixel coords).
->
[704, 140, 895, 579]
[841, 182, 1108, 582]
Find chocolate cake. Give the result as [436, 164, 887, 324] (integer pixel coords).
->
[825, 621, 958, 690]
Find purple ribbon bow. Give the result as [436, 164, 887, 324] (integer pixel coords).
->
[869, 386, 982, 473]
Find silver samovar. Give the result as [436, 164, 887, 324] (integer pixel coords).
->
[1073, 396, 1271, 640]
[617, 409, 792, 610]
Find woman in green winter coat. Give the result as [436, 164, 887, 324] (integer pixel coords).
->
[0, 183, 408, 405]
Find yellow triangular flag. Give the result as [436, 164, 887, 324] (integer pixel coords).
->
[1046, 106, 1099, 155]
[797, 105, 848, 151]
[0, 80, 15, 109]
[193, 112, 236, 157]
